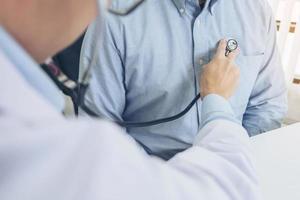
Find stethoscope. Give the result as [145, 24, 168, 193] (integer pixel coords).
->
[43, 39, 238, 128]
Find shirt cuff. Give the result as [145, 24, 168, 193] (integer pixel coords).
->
[201, 94, 239, 128]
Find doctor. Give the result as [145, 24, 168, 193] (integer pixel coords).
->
[0, 0, 261, 199]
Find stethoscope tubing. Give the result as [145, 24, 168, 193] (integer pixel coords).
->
[79, 91, 201, 128]
[43, 39, 237, 128]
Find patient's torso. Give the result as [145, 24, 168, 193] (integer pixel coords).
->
[106, 0, 269, 159]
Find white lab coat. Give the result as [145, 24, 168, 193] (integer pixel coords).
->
[0, 49, 261, 199]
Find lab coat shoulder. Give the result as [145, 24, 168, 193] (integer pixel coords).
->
[0, 114, 262, 200]
[0, 114, 148, 199]
[0, 115, 165, 199]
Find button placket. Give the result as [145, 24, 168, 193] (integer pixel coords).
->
[193, 11, 210, 126]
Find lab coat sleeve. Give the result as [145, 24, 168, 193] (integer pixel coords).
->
[242, 2, 288, 136]
[167, 94, 260, 199]
[169, 120, 259, 200]
[0, 106, 260, 200]
[200, 94, 240, 127]
[79, 15, 126, 122]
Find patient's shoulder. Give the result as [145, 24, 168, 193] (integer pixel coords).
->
[236, 0, 273, 16]
[231, 0, 274, 29]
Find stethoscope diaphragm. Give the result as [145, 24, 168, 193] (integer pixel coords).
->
[226, 39, 238, 56]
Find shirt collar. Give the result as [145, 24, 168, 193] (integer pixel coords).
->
[172, 0, 218, 14]
[172, 0, 185, 12]
[0, 26, 65, 113]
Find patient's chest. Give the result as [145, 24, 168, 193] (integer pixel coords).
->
[108, 0, 271, 159]
[121, 0, 267, 122]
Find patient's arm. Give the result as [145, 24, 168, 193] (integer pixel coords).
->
[79, 15, 126, 122]
[242, 2, 287, 136]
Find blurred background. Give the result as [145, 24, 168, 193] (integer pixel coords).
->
[268, 0, 300, 124]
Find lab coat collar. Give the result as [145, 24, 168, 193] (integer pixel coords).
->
[0, 26, 65, 113]
[0, 48, 63, 121]
[0, 27, 63, 120]
[172, 0, 218, 15]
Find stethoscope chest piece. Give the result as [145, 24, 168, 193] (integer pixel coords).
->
[226, 39, 238, 56]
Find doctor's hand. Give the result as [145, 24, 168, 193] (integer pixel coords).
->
[200, 39, 240, 100]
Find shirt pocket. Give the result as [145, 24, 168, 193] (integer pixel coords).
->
[236, 51, 265, 71]
[230, 52, 265, 119]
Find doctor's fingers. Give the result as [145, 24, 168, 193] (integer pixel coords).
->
[215, 39, 227, 59]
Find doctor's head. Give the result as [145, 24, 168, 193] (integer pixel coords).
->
[0, 0, 109, 63]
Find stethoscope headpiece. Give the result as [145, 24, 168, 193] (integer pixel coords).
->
[226, 39, 238, 56]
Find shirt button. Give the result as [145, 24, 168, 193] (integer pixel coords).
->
[179, 8, 185, 13]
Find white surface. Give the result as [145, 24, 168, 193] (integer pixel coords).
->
[251, 123, 300, 200]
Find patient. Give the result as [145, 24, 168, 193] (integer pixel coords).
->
[80, 0, 287, 160]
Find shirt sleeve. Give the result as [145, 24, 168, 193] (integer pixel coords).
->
[201, 94, 240, 127]
[79, 15, 126, 122]
[242, 2, 288, 136]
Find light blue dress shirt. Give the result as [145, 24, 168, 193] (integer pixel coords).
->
[80, 0, 287, 159]
[0, 27, 64, 112]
